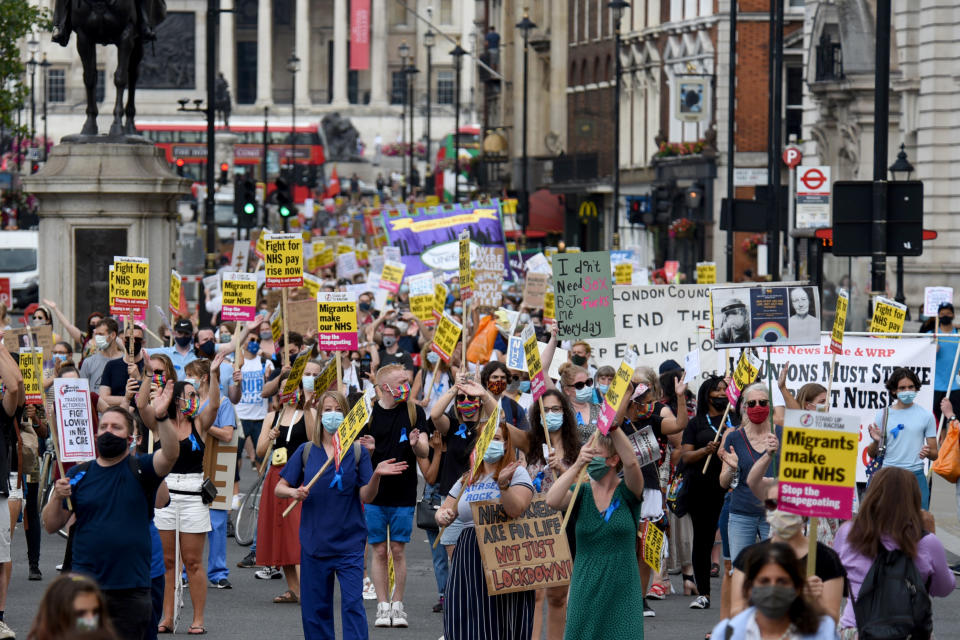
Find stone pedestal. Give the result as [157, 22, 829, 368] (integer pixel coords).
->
[22, 142, 190, 335]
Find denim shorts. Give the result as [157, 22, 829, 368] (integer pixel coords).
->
[365, 504, 414, 544]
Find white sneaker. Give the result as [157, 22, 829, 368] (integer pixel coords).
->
[362, 577, 377, 600]
[689, 595, 710, 609]
[374, 602, 392, 627]
[255, 566, 282, 580]
[0, 619, 15, 638]
[390, 601, 408, 628]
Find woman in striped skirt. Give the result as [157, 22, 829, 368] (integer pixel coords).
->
[435, 420, 535, 640]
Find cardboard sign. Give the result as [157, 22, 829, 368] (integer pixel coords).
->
[711, 285, 821, 348]
[408, 272, 435, 325]
[473, 269, 502, 309]
[552, 252, 614, 339]
[869, 296, 907, 337]
[777, 409, 859, 520]
[471, 496, 573, 595]
[433, 282, 448, 321]
[924, 287, 953, 318]
[112, 256, 150, 311]
[316, 292, 359, 351]
[379, 260, 406, 294]
[522, 273, 549, 309]
[285, 298, 318, 337]
[614, 263, 632, 286]
[431, 313, 462, 363]
[53, 377, 96, 462]
[471, 407, 501, 476]
[830, 288, 849, 355]
[221, 272, 258, 322]
[168, 270, 182, 315]
[521, 323, 546, 401]
[597, 348, 639, 434]
[459, 229, 473, 300]
[264, 233, 304, 288]
[696, 262, 717, 284]
[639, 522, 665, 574]
[726, 349, 762, 405]
[19, 347, 43, 405]
[281, 350, 312, 398]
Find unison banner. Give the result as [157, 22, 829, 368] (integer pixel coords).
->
[349, 0, 370, 70]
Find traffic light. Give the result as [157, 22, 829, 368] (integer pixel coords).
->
[175, 158, 185, 177]
[218, 162, 230, 186]
[651, 182, 675, 224]
[626, 196, 649, 225]
[684, 184, 704, 210]
[275, 177, 294, 219]
[240, 177, 257, 225]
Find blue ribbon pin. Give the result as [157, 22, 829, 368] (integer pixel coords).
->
[532, 470, 545, 493]
[329, 470, 343, 491]
[603, 498, 621, 522]
[891, 423, 905, 439]
[188, 434, 201, 451]
[399, 428, 408, 443]
[69, 471, 86, 486]
[455, 424, 468, 439]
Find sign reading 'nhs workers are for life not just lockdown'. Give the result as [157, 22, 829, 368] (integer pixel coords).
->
[551, 251, 615, 340]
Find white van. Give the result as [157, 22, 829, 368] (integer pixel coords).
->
[0, 231, 39, 310]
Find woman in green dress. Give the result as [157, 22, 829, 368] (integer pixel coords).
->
[546, 408, 645, 640]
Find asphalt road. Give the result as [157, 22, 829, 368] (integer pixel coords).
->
[5, 471, 960, 639]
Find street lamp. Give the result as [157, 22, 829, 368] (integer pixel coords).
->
[287, 51, 300, 181]
[399, 41, 410, 197]
[26, 38, 39, 172]
[888, 143, 914, 305]
[450, 39, 466, 203]
[516, 9, 536, 234]
[39, 53, 49, 162]
[424, 30, 435, 185]
[406, 62, 419, 195]
[608, 0, 629, 248]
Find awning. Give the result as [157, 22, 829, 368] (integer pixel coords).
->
[504, 188, 565, 238]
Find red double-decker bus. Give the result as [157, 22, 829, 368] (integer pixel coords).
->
[137, 119, 326, 202]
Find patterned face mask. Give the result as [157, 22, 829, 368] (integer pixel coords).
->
[179, 396, 200, 418]
[391, 382, 411, 402]
[152, 372, 167, 388]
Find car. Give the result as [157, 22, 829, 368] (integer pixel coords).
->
[0, 231, 39, 311]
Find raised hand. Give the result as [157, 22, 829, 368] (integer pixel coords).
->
[374, 458, 409, 477]
[497, 461, 520, 488]
[717, 444, 739, 469]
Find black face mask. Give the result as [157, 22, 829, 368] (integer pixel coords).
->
[570, 354, 587, 367]
[710, 396, 728, 411]
[198, 341, 215, 357]
[941, 316, 954, 326]
[97, 432, 129, 459]
[132, 340, 143, 357]
[175, 335, 192, 348]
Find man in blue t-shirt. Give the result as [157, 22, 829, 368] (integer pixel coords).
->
[42, 383, 181, 640]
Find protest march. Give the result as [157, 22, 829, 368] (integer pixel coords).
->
[0, 195, 958, 640]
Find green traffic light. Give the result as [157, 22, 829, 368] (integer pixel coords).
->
[279, 205, 291, 217]
[243, 202, 256, 215]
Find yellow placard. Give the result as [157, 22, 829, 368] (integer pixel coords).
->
[356, 247, 369, 265]
[270, 307, 283, 344]
[614, 263, 632, 286]
[169, 270, 182, 315]
[640, 522, 665, 574]
[316, 247, 335, 270]
[729, 349, 762, 403]
[303, 273, 321, 299]
[830, 289, 849, 354]
[459, 230, 473, 298]
[430, 313, 462, 363]
[471, 406, 501, 476]
[264, 234, 304, 288]
[425, 195, 439, 207]
[869, 296, 906, 338]
[335, 392, 372, 462]
[336, 244, 353, 255]
[19, 347, 43, 405]
[780, 426, 858, 488]
[281, 351, 311, 397]
[544, 290, 555, 321]
[434, 283, 448, 318]
[113, 256, 150, 309]
[410, 294, 434, 322]
[696, 262, 717, 284]
[254, 227, 270, 259]
[379, 261, 406, 294]
[108, 266, 115, 306]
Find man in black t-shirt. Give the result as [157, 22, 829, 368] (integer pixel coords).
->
[99, 325, 146, 406]
[376, 324, 415, 373]
[360, 364, 429, 628]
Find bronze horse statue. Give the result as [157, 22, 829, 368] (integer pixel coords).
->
[52, 0, 165, 138]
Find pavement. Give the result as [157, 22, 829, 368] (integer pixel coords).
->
[4, 469, 960, 639]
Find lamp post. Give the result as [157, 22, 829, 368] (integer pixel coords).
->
[450, 39, 466, 203]
[26, 39, 39, 171]
[424, 30, 435, 183]
[406, 61, 419, 195]
[608, 1, 629, 249]
[287, 51, 300, 180]
[515, 9, 535, 234]
[40, 53, 49, 162]
[888, 143, 914, 306]
[262, 106, 269, 188]
[398, 41, 410, 198]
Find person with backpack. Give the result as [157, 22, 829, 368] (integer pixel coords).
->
[709, 541, 836, 640]
[832, 466, 954, 640]
[42, 383, 181, 640]
[275, 390, 406, 640]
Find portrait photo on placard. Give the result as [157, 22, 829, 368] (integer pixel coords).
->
[787, 286, 820, 344]
[712, 290, 752, 346]
[711, 285, 821, 348]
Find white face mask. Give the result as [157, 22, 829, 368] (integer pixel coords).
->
[94, 335, 109, 350]
[765, 509, 804, 539]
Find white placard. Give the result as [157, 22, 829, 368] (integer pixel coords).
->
[683, 349, 701, 384]
[924, 287, 953, 318]
[53, 378, 96, 462]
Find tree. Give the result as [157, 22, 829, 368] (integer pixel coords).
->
[0, 1, 50, 133]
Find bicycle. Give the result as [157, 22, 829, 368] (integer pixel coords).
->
[234, 458, 269, 547]
[37, 439, 69, 539]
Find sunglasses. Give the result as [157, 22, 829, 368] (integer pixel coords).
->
[745, 399, 769, 408]
[457, 394, 479, 403]
[763, 498, 778, 511]
[571, 379, 594, 390]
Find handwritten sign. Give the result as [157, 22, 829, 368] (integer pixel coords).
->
[459, 229, 473, 300]
[471, 496, 573, 595]
[53, 377, 96, 462]
[264, 233, 304, 288]
[696, 262, 717, 284]
[924, 287, 953, 318]
[112, 256, 150, 311]
[431, 313, 462, 363]
[221, 272, 258, 322]
[869, 296, 907, 338]
[552, 251, 614, 339]
[830, 289, 848, 355]
[726, 348, 762, 405]
[379, 260, 406, 294]
[778, 410, 859, 520]
[19, 347, 43, 405]
[597, 348, 639, 434]
[522, 323, 546, 401]
[316, 292, 358, 351]
[336, 251, 362, 279]
[522, 273, 549, 309]
[168, 270, 182, 315]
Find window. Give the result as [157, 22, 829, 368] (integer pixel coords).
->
[439, 0, 453, 25]
[389, 1, 406, 26]
[436, 70, 454, 105]
[786, 65, 803, 140]
[391, 71, 407, 105]
[96, 69, 105, 103]
[46, 68, 65, 103]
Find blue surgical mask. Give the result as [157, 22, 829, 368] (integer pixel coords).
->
[545, 412, 564, 432]
[483, 440, 505, 463]
[321, 411, 344, 433]
[426, 351, 439, 364]
[575, 386, 594, 403]
[453, 306, 462, 315]
[302, 375, 316, 392]
[184, 378, 198, 387]
[518, 380, 531, 393]
[53, 353, 68, 364]
[597, 384, 609, 395]
[897, 390, 918, 405]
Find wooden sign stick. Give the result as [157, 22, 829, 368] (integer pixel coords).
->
[281, 289, 290, 368]
[701, 403, 734, 474]
[127, 312, 135, 359]
[538, 397, 557, 481]
[561, 431, 599, 531]
[282, 456, 334, 518]
[423, 360, 442, 404]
